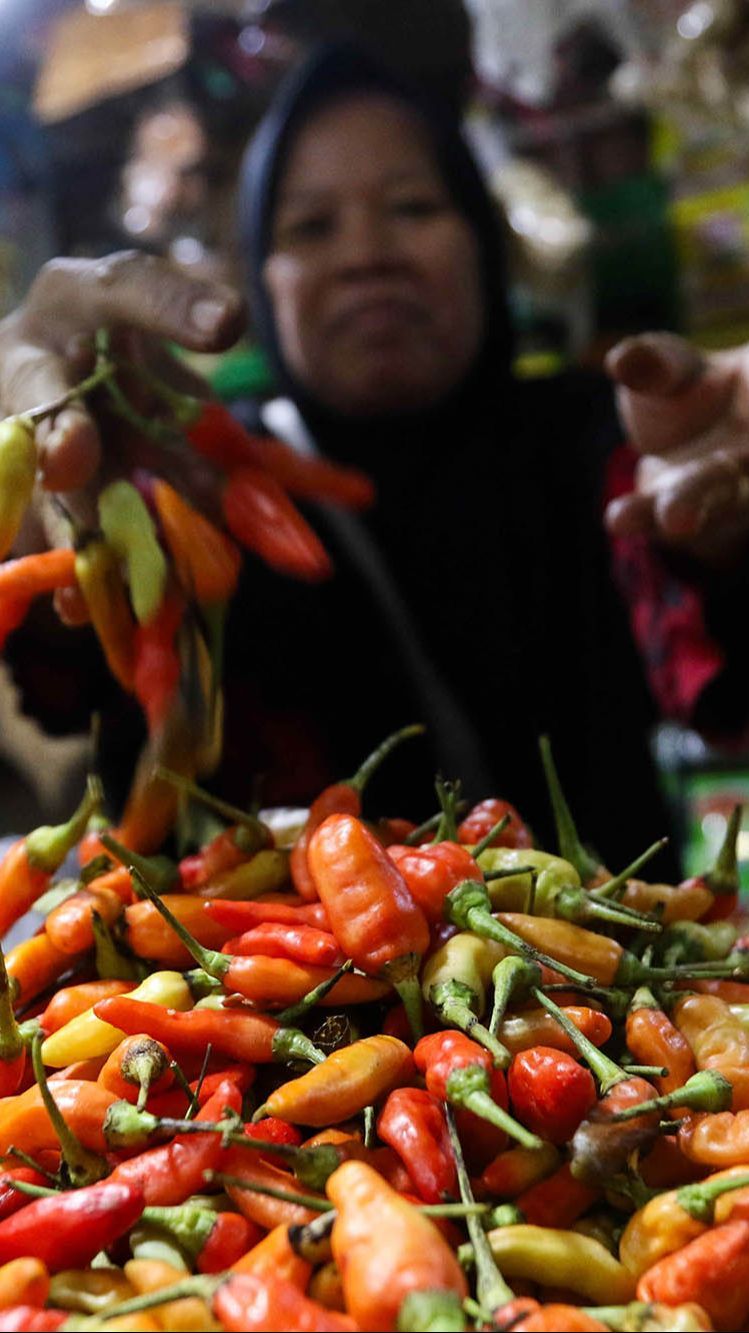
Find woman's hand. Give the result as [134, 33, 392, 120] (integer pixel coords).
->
[604, 331, 749, 567]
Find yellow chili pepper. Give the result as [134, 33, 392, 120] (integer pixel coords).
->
[124, 1258, 221, 1332]
[421, 932, 507, 1012]
[75, 536, 137, 692]
[0, 1255, 49, 1309]
[0, 415, 36, 559]
[258, 1035, 414, 1126]
[620, 879, 714, 924]
[619, 1165, 749, 1277]
[48, 1267, 135, 1313]
[477, 847, 580, 912]
[197, 849, 291, 900]
[484, 1224, 636, 1305]
[41, 970, 192, 1067]
[99, 479, 167, 626]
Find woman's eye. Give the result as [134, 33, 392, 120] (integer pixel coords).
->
[392, 196, 445, 219]
[281, 214, 333, 243]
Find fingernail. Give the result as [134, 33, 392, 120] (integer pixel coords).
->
[608, 342, 665, 393]
[190, 298, 229, 333]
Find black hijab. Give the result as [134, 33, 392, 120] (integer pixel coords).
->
[229, 44, 673, 871]
[238, 42, 515, 460]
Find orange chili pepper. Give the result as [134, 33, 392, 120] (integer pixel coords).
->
[328, 1160, 467, 1332]
[497, 1006, 612, 1057]
[626, 986, 697, 1096]
[222, 1152, 323, 1231]
[620, 879, 714, 923]
[5, 935, 76, 1008]
[124, 895, 234, 967]
[152, 478, 242, 603]
[74, 536, 137, 692]
[637, 1218, 749, 1331]
[476, 1142, 560, 1201]
[619, 1165, 749, 1278]
[679, 1109, 749, 1167]
[40, 980, 136, 1036]
[0, 549, 76, 601]
[98, 1034, 174, 1107]
[307, 813, 429, 1035]
[290, 725, 422, 902]
[673, 993, 749, 1109]
[0, 1257, 49, 1310]
[230, 1223, 312, 1289]
[497, 915, 623, 985]
[0, 1080, 118, 1156]
[510, 1305, 608, 1332]
[45, 883, 125, 956]
[259, 1035, 414, 1126]
[0, 780, 100, 937]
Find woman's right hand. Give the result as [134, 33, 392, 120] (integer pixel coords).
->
[0, 250, 246, 559]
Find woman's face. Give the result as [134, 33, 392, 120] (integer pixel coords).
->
[263, 93, 485, 416]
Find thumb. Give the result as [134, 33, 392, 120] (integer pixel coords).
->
[604, 332, 732, 456]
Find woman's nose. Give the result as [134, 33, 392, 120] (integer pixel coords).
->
[335, 205, 398, 270]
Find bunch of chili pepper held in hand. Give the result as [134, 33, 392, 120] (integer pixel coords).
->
[3, 732, 749, 1331]
[0, 329, 376, 851]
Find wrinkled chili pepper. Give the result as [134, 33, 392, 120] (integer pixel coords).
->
[256, 1035, 414, 1127]
[414, 1031, 542, 1151]
[508, 1047, 597, 1146]
[224, 921, 346, 968]
[291, 724, 423, 902]
[377, 1088, 457, 1203]
[328, 1159, 467, 1332]
[458, 796, 532, 849]
[387, 841, 482, 922]
[626, 987, 697, 1097]
[637, 1218, 749, 1331]
[0, 777, 101, 938]
[307, 813, 430, 1036]
[204, 897, 330, 932]
[93, 994, 323, 1067]
[673, 992, 749, 1109]
[619, 1165, 749, 1277]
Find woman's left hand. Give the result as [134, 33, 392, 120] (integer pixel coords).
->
[604, 331, 749, 567]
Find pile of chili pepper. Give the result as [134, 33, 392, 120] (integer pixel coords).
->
[1, 728, 749, 1331]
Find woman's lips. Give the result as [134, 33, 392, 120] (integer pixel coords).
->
[329, 297, 426, 340]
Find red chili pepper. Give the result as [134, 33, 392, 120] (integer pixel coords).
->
[377, 1087, 457, 1203]
[213, 1270, 358, 1332]
[133, 586, 184, 734]
[457, 798, 533, 849]
[107, 1077, 242, 1207]
[507, 1047, 596, 1146]
[307, 813, 430, 1036]
[223, 465, 332, 581]
[291, 725, 422, 902]
[414, 1031, 542, 1152]
[0, 1309, 68, 1331]
[139, 1203, 261, 1275]
[387, 842, 482, 922]
[515, 1161, 600, 1229]
[0, 1180, 144, 1271]
[204, 898, 330, 932]
[187, 400, 374, 510]
[636, 1217, 749, 1331]
[223, 922, 346, 969]
[0, 1169, 53, 1223]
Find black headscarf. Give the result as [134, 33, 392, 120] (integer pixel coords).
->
[228, 42, 674, 870]
[238, 41, 515, 454]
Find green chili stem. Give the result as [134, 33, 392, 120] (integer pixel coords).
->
[708, 804, 743, 895]
[154, 768, 270, 846]
[129, 867, 229, 981]
[445, 1105, 514, 1313]
[471, 815, 512, 862]
[404, 813, 444, 847]
[30, 1033, 108, 1188]
[489, 957, 540, 1038]
[348, 724, 425, 793]
[7, 1145, 60, 1183]
[589, 838, 670, 901]
[531, 988, 626, 1094]
[538, 735, 600, 882]
[677, 1170, 749, 1221]
[210, 1171, 330, 1212]
[168, 1059, 200, 1118]
[26, 358, 116, 424]
[606, 1071, 733, 1122]
[276, 961, 353, 1027]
